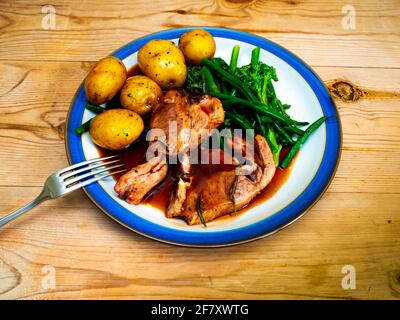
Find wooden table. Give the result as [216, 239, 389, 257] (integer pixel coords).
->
[0, 0, 399, 300]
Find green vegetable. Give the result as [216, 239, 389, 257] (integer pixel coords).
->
[184, 66, 204, 93]
[229, 45, 240, 74]
[254, 113, 267, 137]
[273, 122, 294, 145]
[85, 103, 105, 113]
[202, 58, 258, 102]
[235, 47, 282, 164]
[180, 46, 326, 168]
[251, 46, 260, 66]
[265, 125, 281, 166]
[200, 66, 219, 93]
[259, 116, 273, 124]
[211, 57, 230, 72]
[255, 113, 280, 165]
[284, 125, 305, 136]
[215, 93, 306, 126]
[235, 54, 277, 104]
[196, 192, 207, 227]
[74, 119, 91, 135]
[280, 116, 330, 169]
[75, 104, 105, 134]
[225, 110, 254, 130]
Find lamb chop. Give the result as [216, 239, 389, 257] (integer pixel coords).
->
[170, 134, 276, 225]
[114, 90, 225, 204]
[115, 90, 276, 225]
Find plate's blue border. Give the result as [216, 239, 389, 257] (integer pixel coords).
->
[66, 27, 341, 246]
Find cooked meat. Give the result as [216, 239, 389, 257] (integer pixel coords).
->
[164, 91, 224, 216]
[114, 90, 224, 204]
[114, 156, 167, 204]
[176, 135, 276, 225]
[167, 170, 191, 217]
[149, 90, 225, 156]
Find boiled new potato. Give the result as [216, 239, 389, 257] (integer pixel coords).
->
[89, 109, 143, 150]
[138, 40, 186, 89]
[179, 29, 216, 65]
[85, 56, 127, 105]
[120, 75, 162, 116]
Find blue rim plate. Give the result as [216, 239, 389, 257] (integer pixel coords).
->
[65, 27, 341, 247]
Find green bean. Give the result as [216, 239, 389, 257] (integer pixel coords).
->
[274, 99, 286, 115]
[202, 58, 258, 102]
[267, 79, 276, 99]
[215, 93, 307, 126]
[219, 134, 225, 150]
[228, 46, 240, 96]
[254, 113, 267, 137]
[285, 125, 305, 136]
[85, 104, 105, 113]
[251, 47, 260, 65]
[225, 110, 253, 130]
[74, 119, 91, 135]
[200, 66, 220, 93]
[75, 104, 105, 134]
[265, 125, 280, 153]
[273, 122, 294, 145]
[259, 116, 273, 123]
[280, 116, 330, 169]
[255, 114, 280, 163]
[266, 126, 281, 166]
[229, 45, 240, 74]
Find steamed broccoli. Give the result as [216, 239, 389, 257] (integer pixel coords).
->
[235, 62, 278, 105]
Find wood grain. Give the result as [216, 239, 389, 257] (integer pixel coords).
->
[0, 0, 399, 300]
[0, 0, 399, 67]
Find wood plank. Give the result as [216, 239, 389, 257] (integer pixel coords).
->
[0, 1, 399, 67]
[0, 188, 399, 299]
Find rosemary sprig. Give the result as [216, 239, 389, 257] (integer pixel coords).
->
[196, 192, 207, 227]
[229, 174, 239, 212]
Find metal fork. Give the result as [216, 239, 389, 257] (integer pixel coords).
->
[0, 156, 126, 227]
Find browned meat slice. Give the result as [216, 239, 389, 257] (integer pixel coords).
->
[149, 90, 191, 157]
[178, 135, 276, 225]
[149, 90, 225, 155]
[165, 92, 225, 216]
[114, 156, 167, 204]
[167, 171, 191, 217]
[115, 90, 224, 204]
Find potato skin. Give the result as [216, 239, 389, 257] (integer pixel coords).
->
[89, 109, 144, 150]
[85, 56, 127, 105]
[179, 29, 216, 65]
[138, 40, 187, 89]
[120, 75, 162, 116]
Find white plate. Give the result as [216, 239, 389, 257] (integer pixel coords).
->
[66, 27, 341, 247]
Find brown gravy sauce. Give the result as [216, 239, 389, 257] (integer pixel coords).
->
[98, 65, 293, 221]
[98, 142, 292, 216]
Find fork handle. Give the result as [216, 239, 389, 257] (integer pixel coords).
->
[0, 189, 50, 227]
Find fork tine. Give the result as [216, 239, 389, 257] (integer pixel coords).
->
[61, 159, 121, 180]
[58, 155, 118, 175]
[66, 169, 127, 193]
[65, 164, 124, 186]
